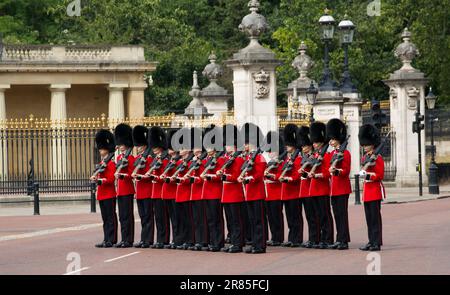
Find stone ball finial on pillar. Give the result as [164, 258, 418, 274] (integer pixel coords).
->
[202, 52, 223, 83]
[238, 0, 269, 43]
[292, 41, 315, 80]
[394, 28, 420, 72]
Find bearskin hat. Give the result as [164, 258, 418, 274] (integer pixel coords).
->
[95, 129, 115, 153]
[358, 124, 381, 147]
[114, 123, 133, 147]
[297, 126, 312, 148]
[191, 127, 204, 150]
[166, 128, 179, 151]
[148, 126, 168, 149]
[132, 125, 149, 147]
[283, 124, 298, 148]
[326, 118, 347, 142]
[223, 124, 240, 147]
[310, 122, 327, 143]
[204, 125, 223, 151]
[241, 122, 263, 148]
[264, 131, 285, 154]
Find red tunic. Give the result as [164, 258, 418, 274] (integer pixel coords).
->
[221, 154, 245, 203]
[175, 160, 192, 203]
[362, 155, 386, 202]
[150, 159, 168, 199]
[161, 158, 181, 200]
[189, 159, 205, 201]
[299, 156, 312, 198]
[243, 153, 267, 201]
[134, 154, 153, 200]
[201, 156, 225, 200]
[115, 153, 135, 197]
[279, 155, 301, 201]
[329, 149, 352, 196]
[309, 152, 331, 197]
[96, 160, 116, 201]
[264, 161, 283, 201]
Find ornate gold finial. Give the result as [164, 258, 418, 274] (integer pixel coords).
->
[324, 8, 331, 15]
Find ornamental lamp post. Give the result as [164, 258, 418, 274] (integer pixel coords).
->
[306, 81, 318, 123]
[425, 87, 439, 194]
[318, 9, 339, 91]
[338, 16, 357, 93]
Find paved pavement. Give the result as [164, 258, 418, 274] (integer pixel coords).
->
[0, 197, 449, 275]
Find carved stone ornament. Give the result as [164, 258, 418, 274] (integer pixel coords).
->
[253, 68, 270, 99]
[394, 28, 420, 72]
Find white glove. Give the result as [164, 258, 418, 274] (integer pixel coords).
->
[358, 170, 367, 177]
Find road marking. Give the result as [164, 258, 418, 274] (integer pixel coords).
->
[104, 251, 140, 263]
[63, 267, 90, 275]
[0, 223, 103, 242]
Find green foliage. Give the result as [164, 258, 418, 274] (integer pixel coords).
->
[0, 0, 449, 111]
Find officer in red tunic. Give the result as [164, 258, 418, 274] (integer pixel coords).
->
[358, 124, 385, 252]
[131, 126, 154, 248]
[239, 123, 268, 254]
[326, 119, 351, 250]
[173, 128, 196, 250]
[308, 122, 333, 249]
[279, 124, 303, 247]
[113, 124, 135, 248]
[91, 130, 118, 248]
[264, 131, 285, 247]
[185, 128, 209, 251]
[145, 126, 169, 249]
[201, 126, 226, 252]
[217, 124, 246, 253]
[161, 129, 181, 249]
[297, 126, 320, 248]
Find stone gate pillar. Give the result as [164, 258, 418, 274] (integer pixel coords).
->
[384, 28, 428, 187]
[226, 0, 281, 136]
[0, 84, 10, 180]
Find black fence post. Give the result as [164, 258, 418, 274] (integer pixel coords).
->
[33, 182, 40, 215]
[90, 182, 96, 213]
[354, 174, 361, 205]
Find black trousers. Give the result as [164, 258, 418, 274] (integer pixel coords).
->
[136, 198, 154, 244]
[174, 201, 195, 246]
[302, 197, 320, 244]
[312, 196, 334, 244]
[192, 200, 209, 246]
[265, 200, 284, 243]
[223, 202, 246, 247]
[117, 195, 135, 244]
[246, 200, 268, 250]
[205, 199, 224, 248]
[331, 195, 351, 243]
[283, 199, 302, 244]
[242, 202, 252, 243]
[153, 199, 171, 244]
[164, 199, 176, 244]
[99, 198, 118, 244]
[364, 200, 383, 246]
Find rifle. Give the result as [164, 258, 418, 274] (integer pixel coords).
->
[279, 149, 300, 180]
[239, 148, 262, 183]
[183, 151, 208, 182]
[161, 153, 181, 178]
[171, 153, 194, 183]
[90, 153, 115, 181]
[200, 151, 225, 178]
[264, 150, 287, 175]
[131, 147, 153, 179]
[217, 151, 243, 181]
[114, 148, 133, 186]
[309, 143, 330, 175]
[360, 132, 391, 172]
[298, 152, 315, 178]
[329, 135, 350, 173]
[145, 150, 169, 177]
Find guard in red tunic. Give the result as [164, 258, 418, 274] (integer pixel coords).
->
[91, 130, 117, 248]
[161, 129, 182, 249]
[173, 128, 196, 250]
[217, 124, 246, 253]
[297, 126, 320, 248]
[113, 124, 135, 248]
[326, 119, 351, 250]
[145, 126, 169, 249]
[184, 128, 209, 251]
[131, 126, 154, 248]
[279, 124, 303, 247]
[239, 123, 268, 254]
[264, 131, 285, 247]
[358, 124, 385, 252]
[308, 122, 333, 249]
